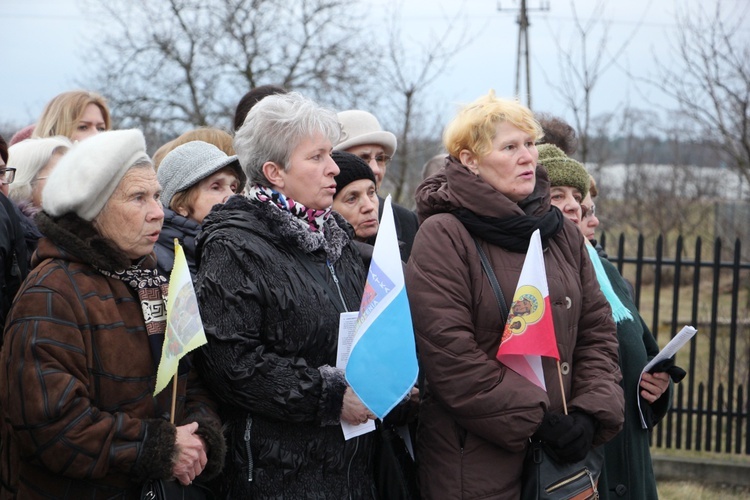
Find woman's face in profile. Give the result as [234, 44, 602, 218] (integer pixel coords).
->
[464, 121, 538, 202]
[71, 104, 107, 143]
[273, 133, 339, 210]
[332, 178, 379, 241]
[179, 169, 241, 224]
[550, 185, 583, 225]
[94, 167, 164, 260]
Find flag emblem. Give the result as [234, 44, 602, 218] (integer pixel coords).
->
[346, 196, 419, 419]
[496, 229, 559, 390]
[154, 240, 208, 396]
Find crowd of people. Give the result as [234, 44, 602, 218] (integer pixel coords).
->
[0, 87, 680, 499]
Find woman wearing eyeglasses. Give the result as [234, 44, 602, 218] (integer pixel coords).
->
[0, 135, 30, 328]
[8, 137, 72, 216]
[334, 109, 420, 261]
[540, 144, 676, 500]
[4, 137, 73, 266]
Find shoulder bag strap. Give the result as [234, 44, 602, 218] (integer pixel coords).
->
[472, 236, 509, 323]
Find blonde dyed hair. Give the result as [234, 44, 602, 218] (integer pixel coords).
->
[152, 127, 235, 170]
[33, 91, 111, 140]
[443, 90, 543, 159]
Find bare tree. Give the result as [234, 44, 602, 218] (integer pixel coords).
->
[82, 0, 377, 140]
[377, 1, 471, 206]
[650, 1, 750, 190]
[542, 0, 647, 164]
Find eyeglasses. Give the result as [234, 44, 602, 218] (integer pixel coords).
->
[581, 204, 596, 220]
[0, 168, 17, 185]
[357, 153, 392, 167]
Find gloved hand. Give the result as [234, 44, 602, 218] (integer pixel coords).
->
[649, 356, 687, 383]
[532, 411, 596, 464]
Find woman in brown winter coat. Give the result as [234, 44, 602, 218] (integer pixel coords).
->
[0, 129, 224, 499]
[404, 91, 624, 499]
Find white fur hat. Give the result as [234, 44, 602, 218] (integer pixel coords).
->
[42, 129, 150, 221]
[334, 110, 397, 156]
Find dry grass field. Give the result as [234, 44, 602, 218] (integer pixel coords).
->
[658, 481, 750, 499]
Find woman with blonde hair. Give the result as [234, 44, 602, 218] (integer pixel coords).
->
[32, 90, 111, 142]
[405, 91, 624, 498]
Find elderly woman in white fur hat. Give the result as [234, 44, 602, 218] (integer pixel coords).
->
[155, 140, 246, 277]
[0, 129, 225, 499]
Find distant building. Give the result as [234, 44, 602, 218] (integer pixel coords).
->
[595, 163, 749, 201]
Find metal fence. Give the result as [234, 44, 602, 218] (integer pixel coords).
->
[601, 233, 750, 455]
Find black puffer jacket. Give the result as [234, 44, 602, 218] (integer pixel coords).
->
[154, 208, 201, 278]
[194, 195, 375, 499]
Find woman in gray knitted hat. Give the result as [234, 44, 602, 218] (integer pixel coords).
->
[155, 140, 246, 277]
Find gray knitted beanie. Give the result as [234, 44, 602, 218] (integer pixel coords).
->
[157, 140, 246, 208]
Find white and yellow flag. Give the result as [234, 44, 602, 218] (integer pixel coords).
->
[154, 240, 207, 396]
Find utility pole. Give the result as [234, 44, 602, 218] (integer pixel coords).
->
[497, 1, 550, 109]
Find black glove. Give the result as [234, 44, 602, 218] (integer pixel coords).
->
[532, 412, 596, 464]
[649, 357, 686, 383]
[532, 412, 575, 447]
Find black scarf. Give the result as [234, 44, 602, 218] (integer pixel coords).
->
[452, 206, 564, 253]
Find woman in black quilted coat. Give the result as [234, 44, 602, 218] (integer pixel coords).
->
[194, 92, 377, 499]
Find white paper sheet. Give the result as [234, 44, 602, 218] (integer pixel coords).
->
[638, 325, 697, 428]
[336, 312, 376, 439]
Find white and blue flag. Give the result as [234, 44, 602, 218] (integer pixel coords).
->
[345, 195, 419, 419]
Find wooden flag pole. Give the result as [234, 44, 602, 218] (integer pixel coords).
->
[169, 372, 178, 424]
[557, 360, 568, 415]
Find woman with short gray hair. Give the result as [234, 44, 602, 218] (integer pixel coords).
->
[232, 91, 341, 187]
[195, 92, 377, 498]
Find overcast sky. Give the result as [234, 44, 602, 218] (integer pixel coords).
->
[0, 0, 733, 134]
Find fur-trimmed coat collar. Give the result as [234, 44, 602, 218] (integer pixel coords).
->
[35, 211, 156, 272]
[200, 195, 354, 263]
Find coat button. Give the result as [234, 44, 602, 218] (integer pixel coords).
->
[615, 484, 627, 496]
[560, 362, 570, 375]
[565, 297, 572, 309]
